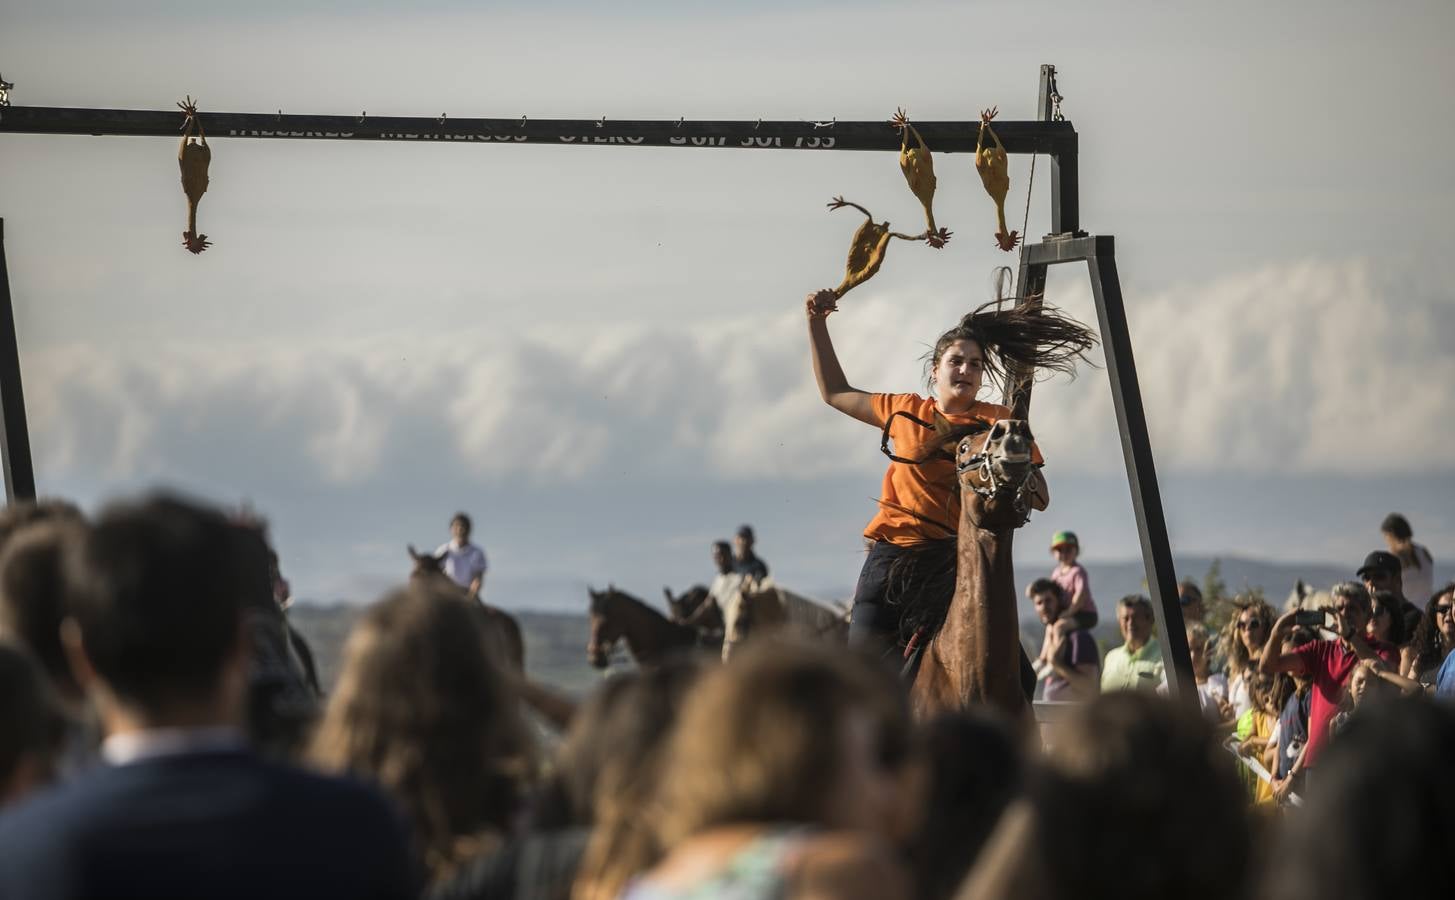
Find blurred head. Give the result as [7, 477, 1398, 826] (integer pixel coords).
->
[1050, 531, 1079, 565]
[1330, 581, 1373, 641]
[449, 512, 471, 543]
[0, 499, 84, 556]
[0, 642, 66, 808]
[1366, 589, 1406, 646]
[1028, 577, 1067, 625]
[1117, 595, 1154, 649]
[61, 495, 253, 724]
[309, 583, 532, 878]
[1178, 579, 1205, 622]
[711, 541, 732, 573]
[566, 659, 704, 900]
[910, 713, 1024, 900]
[732, 525, 755, 561]
[653, 637, 912, 845]
[1357, 550, 1402, 597]
[1268, 698, 1455, 900]
[1186, 624, 1211, 676]
[1032, 692, 1251, 900]
[1379, 512, 1413, 546]
[0, 519, 87, 704]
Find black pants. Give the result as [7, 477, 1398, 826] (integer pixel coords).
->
[849, 541, 1036, 699]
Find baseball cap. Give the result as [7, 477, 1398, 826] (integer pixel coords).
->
[1050, 531, 1078, 550]
[1356, 551, 1400, 580]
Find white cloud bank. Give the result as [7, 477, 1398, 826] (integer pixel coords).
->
[26, 257, 1455, 487]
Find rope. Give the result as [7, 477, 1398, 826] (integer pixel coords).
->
[1020, 152, 1037, 243]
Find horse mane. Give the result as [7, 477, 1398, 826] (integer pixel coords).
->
[884, 538, 959, 646]
[601, 587, 668, 621]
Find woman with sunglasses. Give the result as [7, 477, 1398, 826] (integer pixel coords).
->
[1221, 596, 1275, 720]
[804, 289, 1096, 653]
[1401, 583, 1455, 684]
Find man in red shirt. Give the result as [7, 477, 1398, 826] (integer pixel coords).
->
[1260, 581, 1399, 774]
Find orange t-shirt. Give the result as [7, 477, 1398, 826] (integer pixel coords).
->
[862, 393, 1043, 546]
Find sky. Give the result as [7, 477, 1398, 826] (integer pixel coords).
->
[2, 0, 1453, 610]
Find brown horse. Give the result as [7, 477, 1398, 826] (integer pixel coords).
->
[909, 420, 1043, 721]
[663, 584, 725, 656]
[406, 545, 525, 672]
[587, 586, 698, 669]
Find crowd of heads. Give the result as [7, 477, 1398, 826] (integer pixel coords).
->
[0, 492, 1451, 899]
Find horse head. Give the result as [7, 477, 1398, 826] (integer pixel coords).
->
[664, 584, 709, 623]
[955, 419, 1041, 531]
[586, 586, 622, 669]
[407, 544, 448, 579]
[725, 578, 786, 647]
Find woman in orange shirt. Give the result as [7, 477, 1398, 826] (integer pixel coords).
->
[805, 288, 1095, 658]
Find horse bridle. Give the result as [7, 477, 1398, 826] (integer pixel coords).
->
[954, 426, 1037, 523]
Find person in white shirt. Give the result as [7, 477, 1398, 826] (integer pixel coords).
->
[436, 512, 488, 600]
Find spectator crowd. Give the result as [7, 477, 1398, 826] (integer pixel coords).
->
[0, 493, 1451, 900]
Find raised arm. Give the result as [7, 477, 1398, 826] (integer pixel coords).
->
[1259, 611, 1309, 677]
[806, 290, 878, 427]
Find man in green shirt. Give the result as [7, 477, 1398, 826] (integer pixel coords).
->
[1101, 595, 1164, 692]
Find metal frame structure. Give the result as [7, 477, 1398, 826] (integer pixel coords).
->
[0, 64, 1194, 705]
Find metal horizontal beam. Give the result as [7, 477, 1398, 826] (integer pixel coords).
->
[0, 106, 1077, 154]
[1020, 234, 1105, 266]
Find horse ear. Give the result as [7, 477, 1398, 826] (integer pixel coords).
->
[663, 586, 674, 602]
[407, 544, 420, 560]
[1296, 579, 1307, 600]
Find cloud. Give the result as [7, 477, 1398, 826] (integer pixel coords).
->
[23, 257, 1455, 490]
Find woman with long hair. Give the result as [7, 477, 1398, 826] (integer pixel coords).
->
[1380, 513, 1435, 607]
[620, 637, 916, 899]
[309, 582, 534, 885]
[805, 289, 1095, 658]
[1366, 589, 1407, 649]
[1401, 583, 1455, 682]
[1221, 595, 1275, 719]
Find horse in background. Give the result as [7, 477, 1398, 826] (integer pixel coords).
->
[1285, 579, 1333, 614]
[722, 578, 849, 661]
[586, 586, 699, 669]
[663, 584, 726, 656]
[407, 545, 525, 671]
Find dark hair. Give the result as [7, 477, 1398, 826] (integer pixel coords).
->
[911, 712, 1024, 900]
[451, 512, 472, 533]
[1178, 579, 1203, 604]
[0, 520, 86, 699]
[1368, 589, 1407, 646]
[735, 525, 754, 541]
[1118, 594, 1154, 619]
[1379, 513, 1423, 572]
[1266, 698, 1455, 900]
[1028, 577, 1065, 606]
[1034, 693, 1252, 900]
[1379, 513, 1412, 541]
[63, 495, 249, 712]
[0, 642, 67, 792]
[711, 540, 731, 557]
[1407, 582, 1455, 677]
[924, 300, 1098, 395]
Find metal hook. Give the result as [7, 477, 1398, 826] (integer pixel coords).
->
[519, 115, 527, 128]
[437, 112, 446, 127]
[812, 117, 836, 129]
[358, 110, 367, 124]
[596, 116, 606, 128]
[675, 117, 684, 128]
[754, 118, 762, 130]
[276, 109, 282, 122]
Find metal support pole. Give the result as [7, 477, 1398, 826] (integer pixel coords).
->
[1084, 236, 1194, 708]
[0, 219, 36, 503]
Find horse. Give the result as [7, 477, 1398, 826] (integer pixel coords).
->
[663, 584, 725, 655]
[586, 586, 699, 669]
[909, 419, 1044, 721]
[723, 579, 849, 661]
[406, 545, 526, 672]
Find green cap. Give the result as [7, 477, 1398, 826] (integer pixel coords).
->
[1050, 531, 1078, 550]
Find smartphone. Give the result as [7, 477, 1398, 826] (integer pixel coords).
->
[1293, 609, 1327, 628]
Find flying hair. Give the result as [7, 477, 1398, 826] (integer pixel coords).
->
[924, 299, 1099, 395]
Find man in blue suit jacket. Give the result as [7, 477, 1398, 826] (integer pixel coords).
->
[0, 495, 416, 900]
